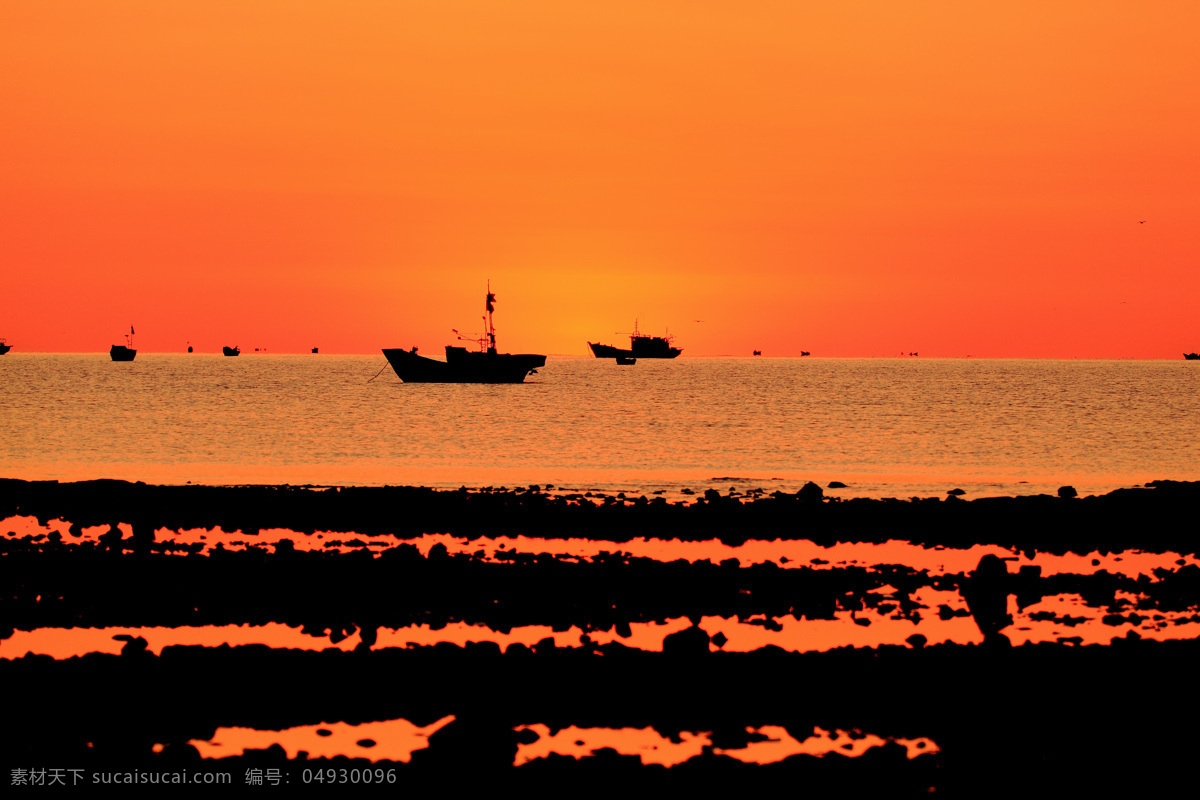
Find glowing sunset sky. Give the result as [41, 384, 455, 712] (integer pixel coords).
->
[3, 2, 1198, 357]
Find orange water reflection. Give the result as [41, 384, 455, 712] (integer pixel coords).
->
[0, 622, 361, 660]
[189, 716, 455, 762]
[515, 725, 709, 767]
[513, 724, 939, 767]
[6, 516, 1192, 578]
[11, 585, 1198, 661]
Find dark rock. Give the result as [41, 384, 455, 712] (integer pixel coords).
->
[963, 554, 1013, 637]
[798, 482, 825, 503]
[662, 625, 711, 656]
[112, 635, 148, 656]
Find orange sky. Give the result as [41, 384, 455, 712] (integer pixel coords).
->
[3, 2, 1198, 357]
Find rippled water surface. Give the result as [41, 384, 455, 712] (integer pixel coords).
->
[2, 354, 1197, 496]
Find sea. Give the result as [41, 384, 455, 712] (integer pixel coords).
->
[2, 353, 1198, 499]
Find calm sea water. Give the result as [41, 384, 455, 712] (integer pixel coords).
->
[1, 354, 1197, 499]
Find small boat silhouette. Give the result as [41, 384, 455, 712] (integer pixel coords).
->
[110, 326, 137, 361]
[1185, 353, 1199, 360]
[589, 320, 682, 360]
[382, 284, 545, 383]
[0, 338, 11, 355]
[223, 346, 240, 357]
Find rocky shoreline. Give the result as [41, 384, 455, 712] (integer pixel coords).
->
[3, 478, 1199, 790]
[3, 477, 1199, 550]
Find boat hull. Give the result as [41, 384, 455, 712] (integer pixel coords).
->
[110, 345, 137, 362]
[589, 341, 681, 359]
[223, 346, 240, 356]
[0, 343, 11, 355]
[1186, 353, 1199, 360]
[382, 347, 545, 383]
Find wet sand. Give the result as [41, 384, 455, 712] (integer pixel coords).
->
[3, 478, 1199, 791]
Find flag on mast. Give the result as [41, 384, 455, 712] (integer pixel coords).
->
[130, 325, 135, 335]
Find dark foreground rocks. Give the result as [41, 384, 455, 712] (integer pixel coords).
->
[3, 477, 1200, 551]
[3, 479, 1200, 791]
[1, 639, 1193, 792]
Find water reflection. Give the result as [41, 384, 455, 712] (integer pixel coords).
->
[190, 717, 455, 762]
[3, 355, 1198, 497]
[514, 724, 938, 766]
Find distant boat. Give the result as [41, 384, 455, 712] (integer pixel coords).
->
[382, 284, 546, 383]
[223, 346, 240, 357]
[1186, 353, 1199, 360]
[311, 347, 319, 354]
[589, 321, 682, 360]
[616, 356, 637, 365]
[0, 338, 11, 355]
[110, 326, 137, 361]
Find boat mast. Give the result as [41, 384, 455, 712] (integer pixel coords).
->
[453, 284, 499, 353]
[485, 282, 497, 354]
